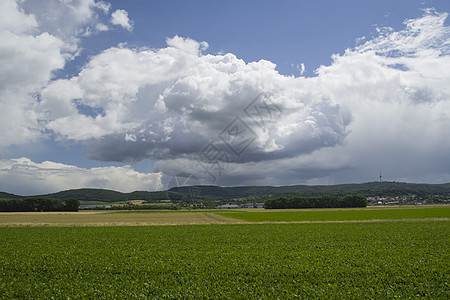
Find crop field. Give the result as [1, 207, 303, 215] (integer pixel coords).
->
[0, 221, 448, 299]
[0, 207, 448, 227]
[217, 206, 450, 223]
[0, 212, 246, 227]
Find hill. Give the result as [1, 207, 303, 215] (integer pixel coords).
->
[169, 182, 450, 199]
[38, 188, 182, 203]
[0, 191, 21, 199]
[1, 182, 449, 203]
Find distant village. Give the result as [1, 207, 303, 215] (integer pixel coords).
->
[216, 203, 264, 209]
[216, 194, 449, 209]
[365, 194, 448, 206]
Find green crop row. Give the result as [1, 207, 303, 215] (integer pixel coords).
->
[217, 207, 450, 222]
[0, 222, 448, 299]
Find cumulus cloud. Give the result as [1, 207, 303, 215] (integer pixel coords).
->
[30, 10, 450, 187]
[21, 0, 114, 41]
[19, 0, 113, 47]
[0, 0, 132, 149]
[1, 4, 449, 190]
[310, 9, 450, 184]
[0, 0, 37, 34]
[0, 158, 162, 195]
[95, 23, 109, 32]
[42, 35, 351, 170]
[0, 0, 66, 147]
[111, 9, 133, 31]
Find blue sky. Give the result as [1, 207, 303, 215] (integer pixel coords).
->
[1, 0, 449, 195]
[82, 0, 449, 76]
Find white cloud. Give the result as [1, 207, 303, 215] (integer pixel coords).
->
[44, 36, 209, 141]
[296, 63, 305, 75]
[0, 31, 65, 92]
[306, 10, 450, 184]
[0, 0, 130, 149]
[110, 9, 133, 31]
[21, 0, 114, 46]
[42, 35, 350, 169]
[0, 1, 66, 147]
[95, 22, 109, 32]
[32, 10, 450, 187]
[166, 35, 209, 54]
[0, 158, 163, 195]
[39, 79, 81, 119]
[94, 0, 111, 14]
[1, 5, 450, 189]
[0, 0, 37, 34]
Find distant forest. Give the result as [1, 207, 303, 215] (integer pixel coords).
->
[0, 198, 79, 212]
[264, 195, 367, 209]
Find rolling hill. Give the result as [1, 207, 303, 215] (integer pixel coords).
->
[0, 192, 21, 199]
[1, 182, 449, 203]
[39, 188, 180, 203]
[169, 182, 450, 199]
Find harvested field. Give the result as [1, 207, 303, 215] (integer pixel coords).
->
[0, 212, 247, 227]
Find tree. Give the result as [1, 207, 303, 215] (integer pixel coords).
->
[264, 195, 367, 209]
[64, 198, 80, 211]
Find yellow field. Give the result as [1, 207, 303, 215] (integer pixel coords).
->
[127, 200, 146, 205]
[0, 211, 247, 227]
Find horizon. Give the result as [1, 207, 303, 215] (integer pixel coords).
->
[1, 0, 450, 195]
[3, 180, 450, 197]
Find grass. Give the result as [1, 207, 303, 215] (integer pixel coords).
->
[216, 207, 450, 222]
[0, 222, 448, 299]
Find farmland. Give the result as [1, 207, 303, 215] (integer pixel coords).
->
[217, 206, 450, 222]
[0, 207, 448, 298]
[0, 221, 448, 299]
[0, 211, 246, 227]
[1, 206, 448, 227]
[0, 206, 448, 227]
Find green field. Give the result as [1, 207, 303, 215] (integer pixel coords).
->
[217, 207, 450, 222]
[1, 221, 448, 299]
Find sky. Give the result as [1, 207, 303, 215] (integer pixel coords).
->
[1, 0, 450, 196]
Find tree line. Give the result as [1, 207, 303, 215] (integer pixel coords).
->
[263, 195, 367, 209]
[0, 197, 80, 212]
